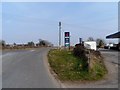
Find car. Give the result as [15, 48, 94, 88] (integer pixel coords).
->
[116, 43, 120, 51]
[104, 43, 113, 49]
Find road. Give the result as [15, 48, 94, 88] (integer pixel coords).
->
[1, 48, 119, 88]
[63, 49, 119, 88]
[99, 49, 119, 88]
[2, 48, 60, 88]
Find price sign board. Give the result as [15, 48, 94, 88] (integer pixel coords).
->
[64, 32, 70, 48]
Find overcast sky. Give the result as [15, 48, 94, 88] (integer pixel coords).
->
[2, 2, 118, 46]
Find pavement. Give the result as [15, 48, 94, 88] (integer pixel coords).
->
[62, 49, 119, 88]
[2, 47, 60, 88]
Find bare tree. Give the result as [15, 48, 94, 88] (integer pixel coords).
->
[87, 37, 94, 41]
[28, 41, 34, 47]
[38, 39, 53, 47]
[96, 38, 105, 48]
[1, 40, 6, 47]
[0, 40, 2, 46]
[13, 43, 16, 46]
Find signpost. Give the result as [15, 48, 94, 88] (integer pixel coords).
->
[79, 38, 82, 44]
[64, 32, 70, 49]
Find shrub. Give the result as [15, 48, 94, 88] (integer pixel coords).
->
[73, 44, 85, 58]
[73, 44, 88, 71]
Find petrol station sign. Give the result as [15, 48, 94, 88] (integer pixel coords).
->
[64, 32, 70, 48]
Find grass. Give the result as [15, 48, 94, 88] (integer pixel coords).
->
[48, 49, 107, 81]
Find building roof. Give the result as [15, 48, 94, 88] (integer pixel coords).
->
[106, 31, 120, 38]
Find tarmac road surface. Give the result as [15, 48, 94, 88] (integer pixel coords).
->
[2, 48, 60, 88]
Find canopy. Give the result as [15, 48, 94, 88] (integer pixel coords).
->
[106, 31, 120, 38]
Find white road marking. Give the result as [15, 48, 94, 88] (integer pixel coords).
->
[30, 50, 35, 52]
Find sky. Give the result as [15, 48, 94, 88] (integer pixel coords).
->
[1, 2, 119, 46]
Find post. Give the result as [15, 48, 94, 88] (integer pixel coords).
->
[88, 50, 90, 72]
[59, 22, 61, 49]
[79, 38, 82, 44]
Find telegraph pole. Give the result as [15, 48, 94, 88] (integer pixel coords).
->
[59, 22, 61, 49]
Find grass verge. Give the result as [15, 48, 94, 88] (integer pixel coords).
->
[48, 49, 107, 81]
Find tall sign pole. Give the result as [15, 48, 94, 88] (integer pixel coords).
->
[59, 22, 61, 49]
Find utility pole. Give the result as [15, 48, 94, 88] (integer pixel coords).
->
[59, 22, 61, 49]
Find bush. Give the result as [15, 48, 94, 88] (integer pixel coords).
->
[73, 44, 88, 71]
[73, 44, 85, 58]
